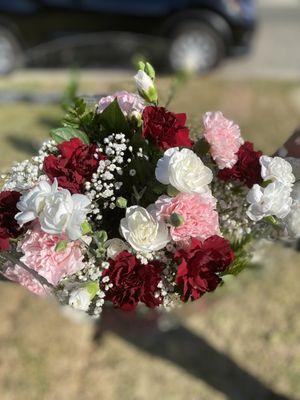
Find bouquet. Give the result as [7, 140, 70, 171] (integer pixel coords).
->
[0, 62, 299, 317]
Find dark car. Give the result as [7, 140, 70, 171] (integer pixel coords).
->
[0, 0, 256, 74]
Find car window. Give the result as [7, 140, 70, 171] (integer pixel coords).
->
[80, 0, 182, 15]
[0, 0, 37, 13]
[40, 0, 79, 8]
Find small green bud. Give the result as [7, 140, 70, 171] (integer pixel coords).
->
[81, 220, 92, 235]
[55, 240, 68, 252]
[264, 215, 278, 225]
[116, 197, 128, 208]
[146, 86, 158, 104]
[169, 213, 185, 227]
[145, 62, 156, 80]
[95, 230, 108, 244]
[137, 61, 146, 71]
[167, 185, 180, 197]
[86, 281, 99, 299]
[130, 111, 142, 127]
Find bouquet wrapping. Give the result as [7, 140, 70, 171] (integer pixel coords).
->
[0, 63, 299, 317]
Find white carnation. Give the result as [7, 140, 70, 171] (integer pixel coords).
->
[120, 206, 170, 253]
[16, 179, 90, 240]
[69, 287, 92, 312]
[15, 179, 58, 226]
[283, 182, 300, 238]
[284, 202, 300, 238]
[155, 148, 213, 194]
[260, 156, 295, 187]
[246, 182, 293, 222]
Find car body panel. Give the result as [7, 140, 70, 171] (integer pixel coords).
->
[0, 0, 256, 65]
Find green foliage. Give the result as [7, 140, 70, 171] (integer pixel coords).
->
[50, 126, 90, 144]
[61, 97, 132, 144]
[62, 97, 87, 129]
[193, 138, 210, 157]
[61, 69, 79, 112]
[99, 98, 130, 134]
[222, 234, 253, 276]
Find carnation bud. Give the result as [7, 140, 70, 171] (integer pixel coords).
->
[116, 197, 127, 208]
[130, 111, 142, 127]
[81, 220, 92, 235]
[134, 70, 158, 104]
[137, 61, 146, 71]
[95, 230, 108, 244]
[145, 62, 156, 80]
[169, 213, 185, 227]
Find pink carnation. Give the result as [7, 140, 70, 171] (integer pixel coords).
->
[98, 91, 145, 116]
[3, 262, 51, 296]
[203, 111, 243, 169]
[17, 223, 85, 289]
[156, 193, 220, 243]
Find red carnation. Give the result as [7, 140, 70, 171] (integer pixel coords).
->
[0, 191, 22, 250]
[43, 138, 103, 194]
[218, 141, 262, 188]
[142, 106, 193, 150]
[174, 236, 234, 302]
[102, 251, 164, 311]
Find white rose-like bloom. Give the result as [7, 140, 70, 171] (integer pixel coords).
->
[69, 287, 92, 312]
[40, 192, 90, 240]
[260, 156, 295, 187]
[120, 206, 170, 252]
[15, 179, 58, 226]
[105, 238, 129, 259]
[155, 148, 213, 194]
[246, 182, 293, 222]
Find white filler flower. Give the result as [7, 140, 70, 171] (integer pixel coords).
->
[155, 148, 213, 194]
[246, 182, 293, 222]
[260, 155, 295, 187]
[120, 206, 170, 252]
[16, 179, 90, 240]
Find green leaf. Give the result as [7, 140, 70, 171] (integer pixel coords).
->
[264, 215, 278, 225]
[261, 179, 273, 188]
[99, 98, 129, 133]
[55, 240, 68, 252]
[50, 126, 90, 144]
[167, 185, 180, 197]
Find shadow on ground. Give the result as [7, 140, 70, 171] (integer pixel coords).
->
[95, 309, 292, 400]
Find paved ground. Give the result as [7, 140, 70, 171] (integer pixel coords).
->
[219, 5, 300, 79]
